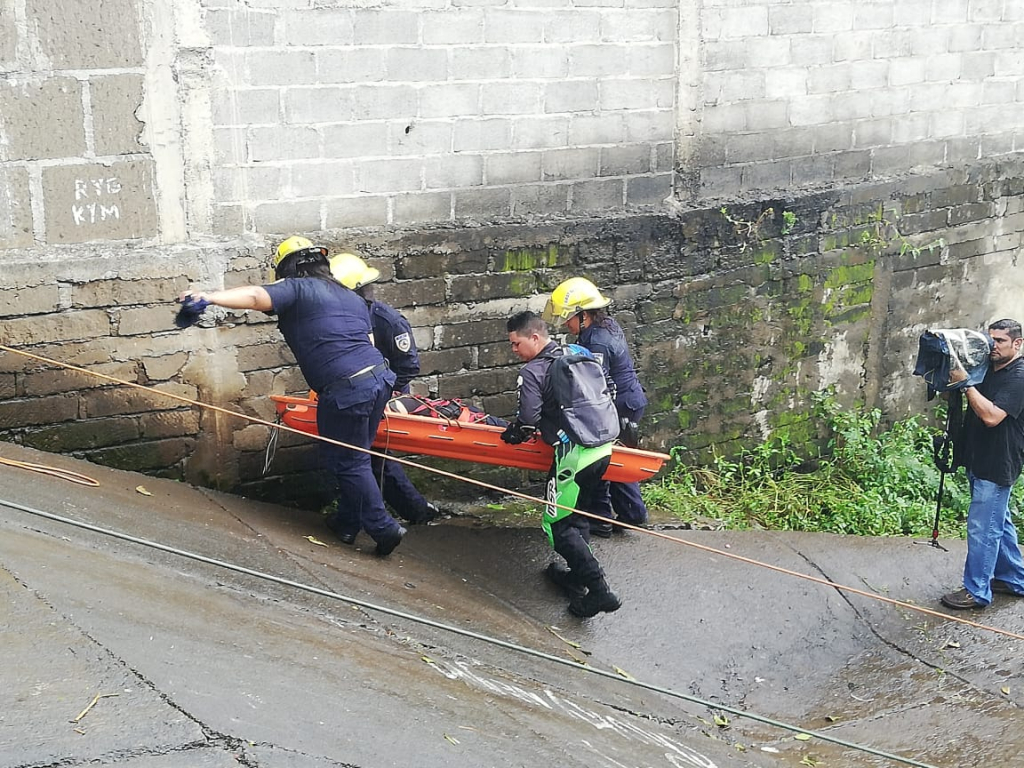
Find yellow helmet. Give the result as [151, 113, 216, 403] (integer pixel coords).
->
[269, 236, 328, 280]
[274, 236, 328, 267]
[542, 277, 611, 323]
[329, 252, 380, 291]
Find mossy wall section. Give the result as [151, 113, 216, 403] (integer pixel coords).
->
[1, 157, 1022, 505]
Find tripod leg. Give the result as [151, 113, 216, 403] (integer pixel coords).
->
[930, 471, 948, 551]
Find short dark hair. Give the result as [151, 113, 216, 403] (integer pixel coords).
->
[586, 307, 610, 328]
[277, 251, 333, 281]
[989, 319, 1022, 340]
[507, 310, 548, 337]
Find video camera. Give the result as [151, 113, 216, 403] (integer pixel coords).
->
[912, 328, 993, 399]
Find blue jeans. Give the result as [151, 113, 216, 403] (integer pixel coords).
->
[963, 472, 1024, 604]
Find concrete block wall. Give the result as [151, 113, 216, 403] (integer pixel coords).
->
[4, 0, 1023, 243]
[201, 0, 678, 234]
[693, 0, 1024, 199]
[0, 0, 158, 248]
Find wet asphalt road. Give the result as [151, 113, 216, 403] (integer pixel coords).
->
[1, 442, 1022, 768]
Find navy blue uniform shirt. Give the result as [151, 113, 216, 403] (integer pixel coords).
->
[263, 277, 386, 394]
[369, 300, 420, 393]
[578, 318, 647, 412]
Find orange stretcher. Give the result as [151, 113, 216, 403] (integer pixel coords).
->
[270, 393, 671, 484]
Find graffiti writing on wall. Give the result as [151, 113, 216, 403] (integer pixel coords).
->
[72, 177, 122, 225]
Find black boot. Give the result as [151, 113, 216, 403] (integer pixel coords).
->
[406, 502, 441, 526]
[545, 563, 586, 599]
[326, 514, 358, 545]
[568, 577, 621, 618]
[375, 526, 406, 557]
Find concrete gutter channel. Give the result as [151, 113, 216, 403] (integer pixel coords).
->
[1, 442, 1021, 768]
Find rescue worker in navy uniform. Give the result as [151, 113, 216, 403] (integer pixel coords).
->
[329, 252, 440, 525]
[503, 310, 622, 617]
[180, 236, 405, 556]
[543, 277, 649, 536]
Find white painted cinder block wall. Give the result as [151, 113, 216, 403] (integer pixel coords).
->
[195, 0, 679, 235]
[187, 0, 1024, 237]
[2, 0, 1022, 249]
[693, 0, 1024, 199]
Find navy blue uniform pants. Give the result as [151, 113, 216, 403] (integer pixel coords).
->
[590, 479, 649, 526]
[317, 381, 402, 544]
[372, 385, 431, 522]
[373, 452, 431, 522]
[590, 405, 649, 526]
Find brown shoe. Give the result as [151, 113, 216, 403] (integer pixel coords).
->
[940, 588, 986, 610]
[991, 579, 1024, 596]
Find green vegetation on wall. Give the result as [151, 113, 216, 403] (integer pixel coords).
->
[502, 245, 564, 272]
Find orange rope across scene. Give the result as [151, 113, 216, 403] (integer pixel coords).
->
[1, 343, 1022, 642]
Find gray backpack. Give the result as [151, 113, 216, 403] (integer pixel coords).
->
[543, 345, 620, 448]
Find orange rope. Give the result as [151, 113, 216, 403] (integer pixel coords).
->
[0, 456, 99, 486]
[2, 343, 1022, 642]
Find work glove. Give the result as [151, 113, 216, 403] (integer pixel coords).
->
[500, 421, 535, 445]
[618, 417, 640, 449]
[174, 295, 210, 328]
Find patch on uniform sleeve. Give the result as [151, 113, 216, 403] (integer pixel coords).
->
[395, 332, 412, 353]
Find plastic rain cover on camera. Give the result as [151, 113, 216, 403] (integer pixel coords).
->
[913, 328, 993, 397]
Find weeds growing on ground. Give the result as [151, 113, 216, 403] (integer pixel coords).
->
[645, 393, 1022, 538]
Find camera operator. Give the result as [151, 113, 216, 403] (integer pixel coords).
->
[941, 319, 1024, 609]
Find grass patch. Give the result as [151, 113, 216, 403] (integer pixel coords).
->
[645, 393, 1024, 537]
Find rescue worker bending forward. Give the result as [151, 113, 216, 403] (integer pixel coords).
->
[503, 310, 622, 617]
[180, 236, 406, 557]
[329, 252, 440, 525]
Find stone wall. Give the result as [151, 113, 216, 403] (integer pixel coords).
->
[1, 157, 1021, 505]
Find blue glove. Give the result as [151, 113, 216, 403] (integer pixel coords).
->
[175, 296, 210, 328]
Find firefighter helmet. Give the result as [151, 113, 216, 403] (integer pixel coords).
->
[541, 277, 611, 323]
[329, 252, 380, 291]
[274, 235, 327, 266]
[270, 236, 329, 280]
